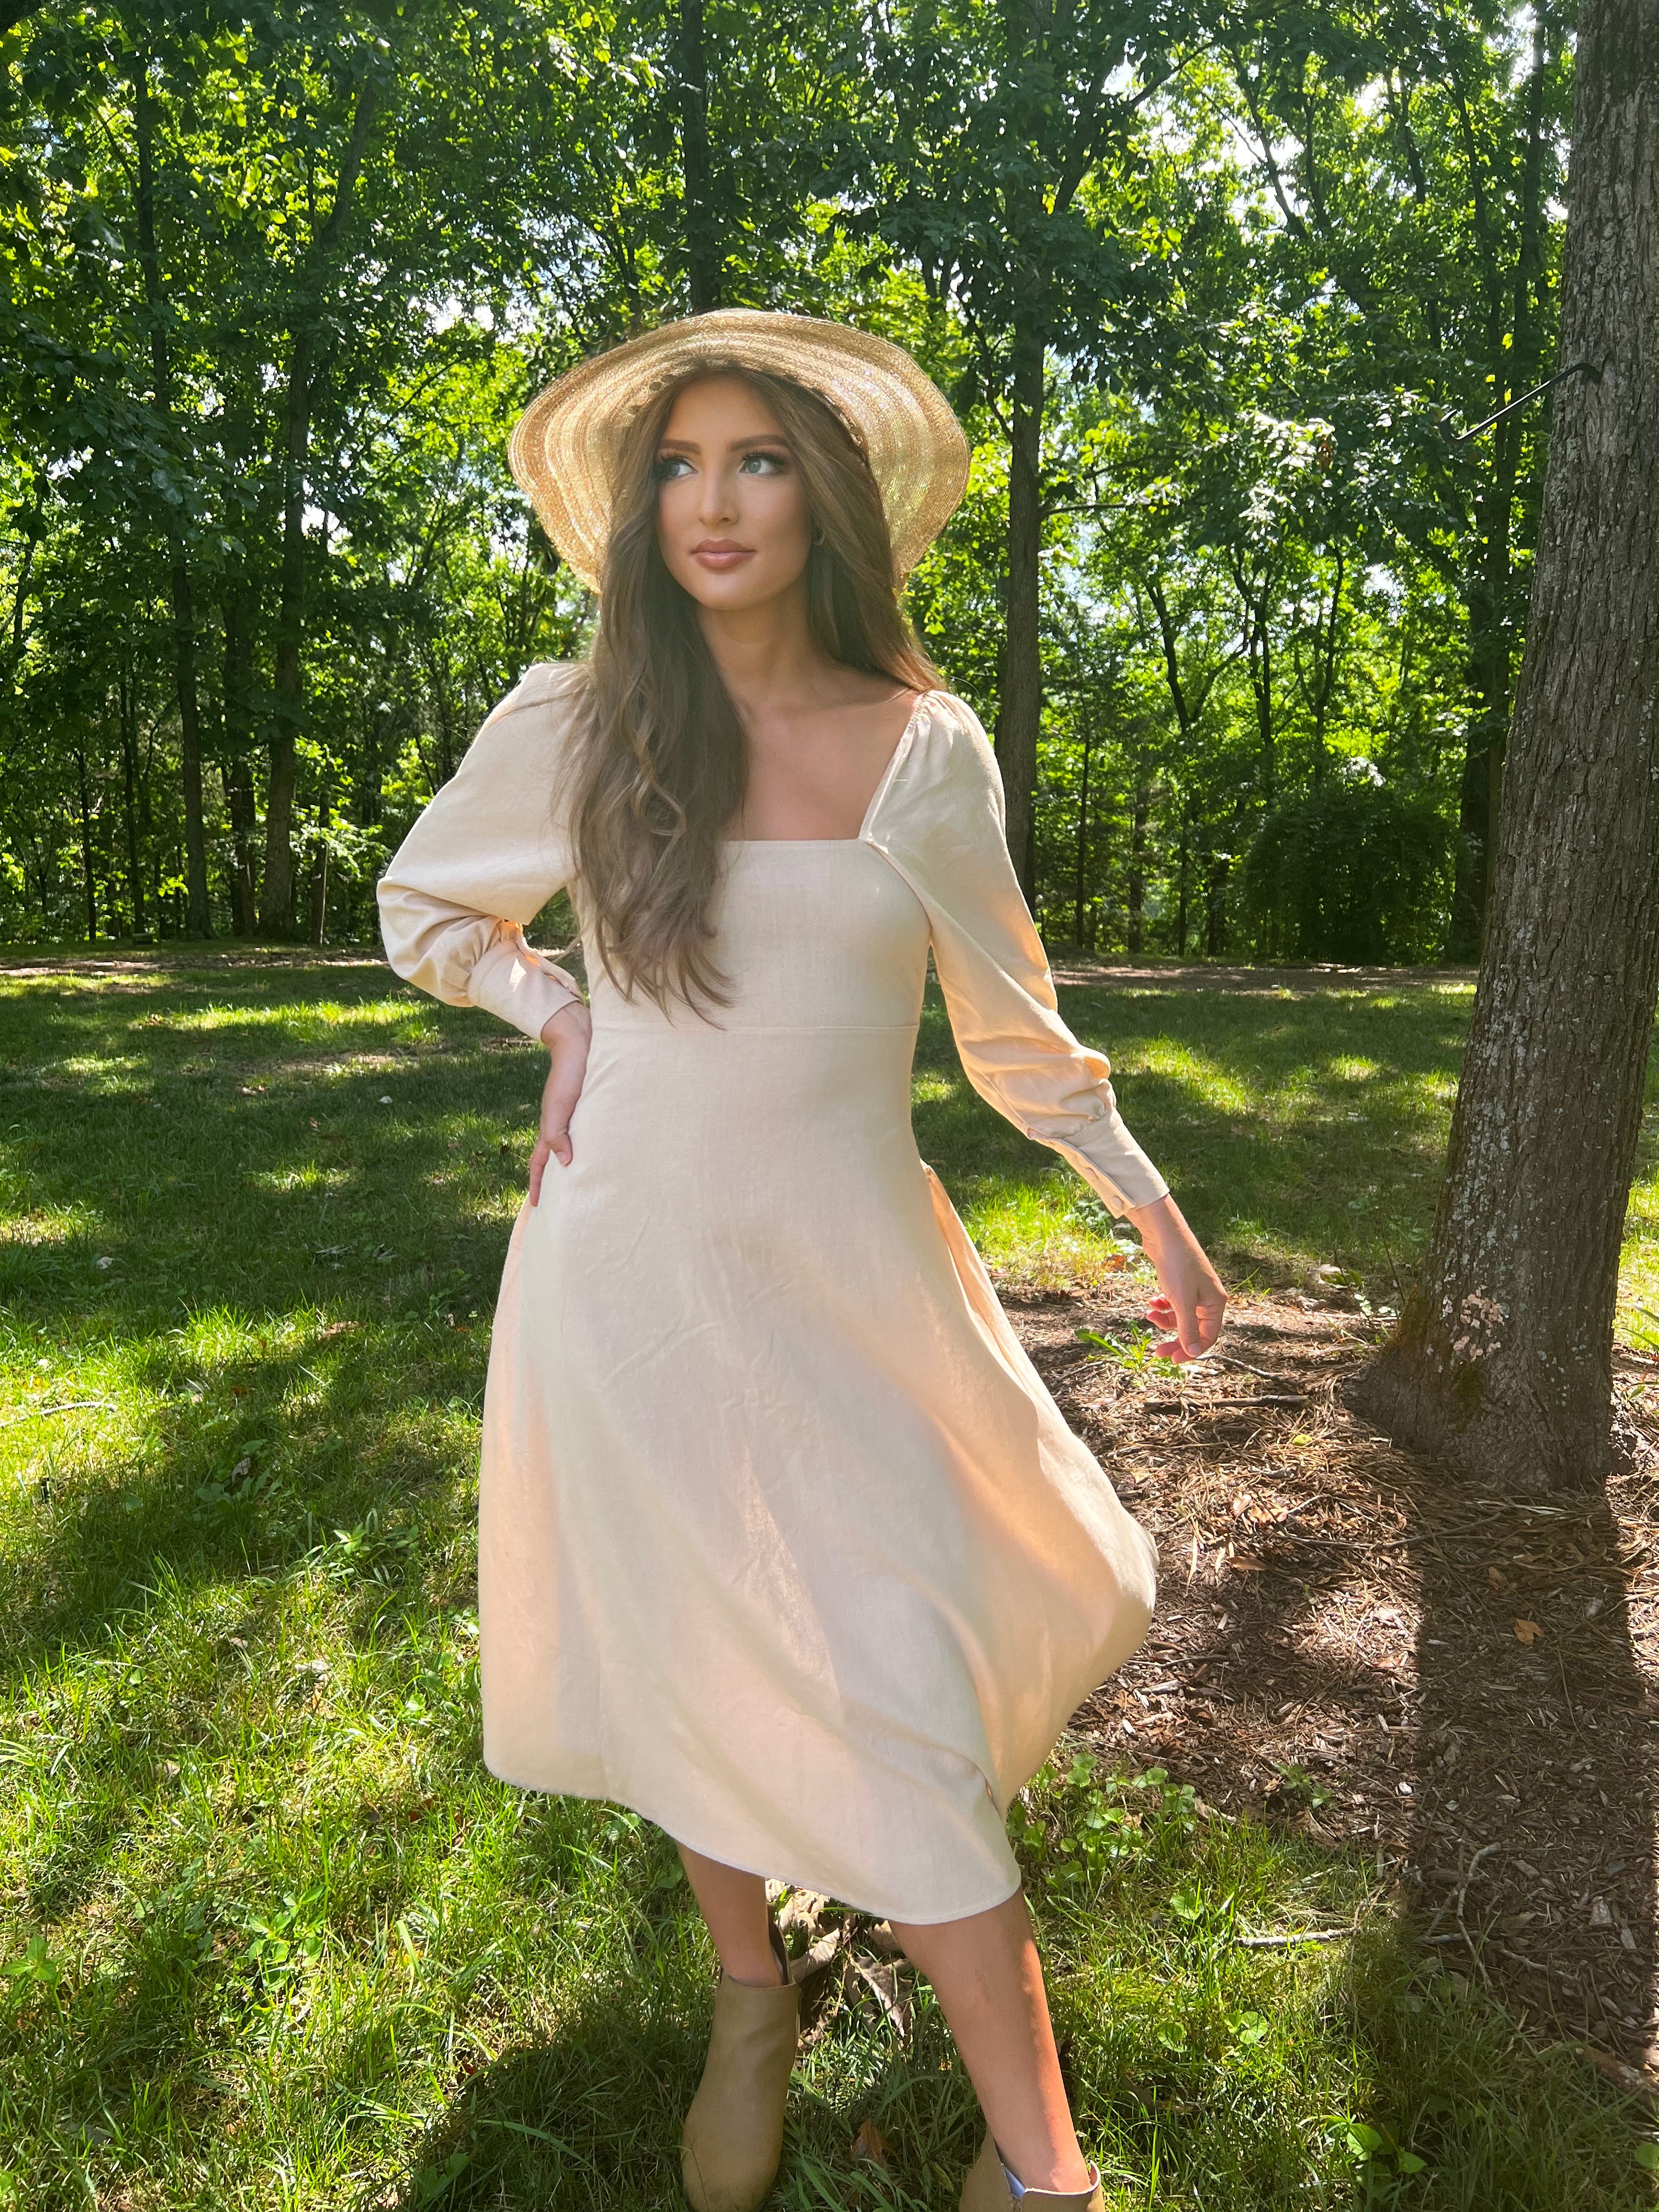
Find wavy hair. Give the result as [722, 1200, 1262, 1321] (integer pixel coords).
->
[562, 363, 940, 1019]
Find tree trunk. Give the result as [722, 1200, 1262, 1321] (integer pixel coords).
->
[679, 0, 719, 312]
[1126, 778, 1150, 956]
[1205, 853, 1228, 955]
[309, 788, 331, 945]
[1443, 21, 1553, 961]
[1073, 729, 1091, 950]
[221, 577, 258, 934]
[261, 325, 314, 936]
[118, 664, 145, 938]
[75, 744, 97, 943]
[1351, 0, 1659, 1490]
[259, 72, 384, 935]
[133, 58, 210, 936]
[998, 343, 1044, 906]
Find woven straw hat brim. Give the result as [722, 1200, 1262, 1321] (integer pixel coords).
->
[507, 309, 970, 593]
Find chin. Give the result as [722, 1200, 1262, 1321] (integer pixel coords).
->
[673, 565, 797, 613]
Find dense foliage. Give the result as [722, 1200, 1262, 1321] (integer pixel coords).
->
[0, 0, 1570, 960]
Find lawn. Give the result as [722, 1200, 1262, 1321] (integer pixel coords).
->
[1, 949, 1654, 2210]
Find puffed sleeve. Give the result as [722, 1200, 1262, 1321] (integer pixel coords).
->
[377, 661, 588, 1041]
[869, 691, 1170, 1216]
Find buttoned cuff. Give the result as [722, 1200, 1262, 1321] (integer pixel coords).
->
[467, 927, 585, 1041]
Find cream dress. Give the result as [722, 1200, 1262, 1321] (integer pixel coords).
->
[378, 663, 1166, 1923]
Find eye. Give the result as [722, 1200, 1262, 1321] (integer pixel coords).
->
[737, 449, 789, 475]
[653, 454, 693, 481]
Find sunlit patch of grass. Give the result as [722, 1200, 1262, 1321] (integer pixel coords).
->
[0, 952, 1651, 2208]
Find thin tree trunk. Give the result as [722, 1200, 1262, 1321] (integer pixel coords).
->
[998, 343, 1045, 906]
[1205, 853, 1227, 956]
[221, 578, 258, 934]
[75, 745, 97, 944]
[1073, 729, 1091, 950]
[310, 788, 331, 945]
[261, 73, 385, 934]
[1352, 0, 1659, 1489]
[119, 664, 145, 938]
[1126, 779, 1150, 956]
[133, 57, 210, 936]
[679, 0, 719, 311]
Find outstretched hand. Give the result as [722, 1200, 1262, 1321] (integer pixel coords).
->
[1121, 1193, 1228, 1363]
[529, 998, 592, 1206]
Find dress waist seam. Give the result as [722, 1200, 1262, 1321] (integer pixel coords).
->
[589, 1021, 922, 1037]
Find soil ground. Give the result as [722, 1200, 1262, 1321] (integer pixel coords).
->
[1001, 1277, 1659, 2082]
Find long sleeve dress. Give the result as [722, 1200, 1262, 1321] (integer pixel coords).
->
[378, 662, 1166, 1924]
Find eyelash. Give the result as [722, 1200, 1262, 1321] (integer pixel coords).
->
[652, 451, 790, 480]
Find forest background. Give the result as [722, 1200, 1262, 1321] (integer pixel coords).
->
[0, 0, 1573, 968]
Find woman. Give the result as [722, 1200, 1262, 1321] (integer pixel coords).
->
[378, 309, 1227, 2211]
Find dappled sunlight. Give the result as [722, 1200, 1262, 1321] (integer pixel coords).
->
[0, 1201, 108, 1248]
[133, 995, 435, 1040]
[1, 954, 1652, 2206]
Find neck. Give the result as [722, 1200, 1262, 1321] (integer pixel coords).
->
[697, 583, 831, 718]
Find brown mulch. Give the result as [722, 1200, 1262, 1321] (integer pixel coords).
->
[1001, 1277, 1659, 2074]
[1046, 958, 1477, 994]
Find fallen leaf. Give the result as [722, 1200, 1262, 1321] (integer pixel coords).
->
[1514, 1618, 1542, 1644]
[850, 1953, 913, 2036]
[1227, 1556, 1264, 1573]
[774, 1887, 838, 1942]
[850, 2118, 892, 2168]
[1487, 1565, 1509, 1590]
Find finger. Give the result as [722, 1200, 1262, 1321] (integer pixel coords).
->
[543, 1119, 572, 1167]
[527, 1137, 550, 1208]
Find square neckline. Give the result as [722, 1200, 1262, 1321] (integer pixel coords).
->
[719, 689, 939, 849]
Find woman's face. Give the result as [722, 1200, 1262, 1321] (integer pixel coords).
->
[653, 374, 814, 614]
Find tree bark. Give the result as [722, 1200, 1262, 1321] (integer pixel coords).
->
[1126, 778, 1149, 955]
[1073, 726, 1092, 949]
[1351, 0, 1659, 1489]
[260, 72, 384, 935]
[220, 576, 258, 934]
[75, 743, 98, 943]
[118, 663, 145, 937]
[678, 0, 719, 312]
[997, 342, 1044, 906]
[1443, 20, 1553, 960]
[133, 57, 210, 936]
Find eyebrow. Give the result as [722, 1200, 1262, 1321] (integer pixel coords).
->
[655, 432, 793, 453]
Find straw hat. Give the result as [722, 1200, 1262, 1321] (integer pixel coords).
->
[507, 308, 970, 593]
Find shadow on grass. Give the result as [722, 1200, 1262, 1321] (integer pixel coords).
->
[390, 1977, 972, 2212]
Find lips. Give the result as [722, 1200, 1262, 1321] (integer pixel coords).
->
[690, 540, 755, 570]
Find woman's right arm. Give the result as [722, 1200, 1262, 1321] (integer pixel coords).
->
[377, 662, 588, 1042]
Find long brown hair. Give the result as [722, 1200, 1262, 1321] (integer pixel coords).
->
[563, 362, 941, 1018]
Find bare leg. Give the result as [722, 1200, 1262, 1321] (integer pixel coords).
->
[892, 1887, 1092, 2193]
[676, 1839, 784, 1987]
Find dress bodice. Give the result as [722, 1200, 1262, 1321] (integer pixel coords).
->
[584, 840, 931, 1036]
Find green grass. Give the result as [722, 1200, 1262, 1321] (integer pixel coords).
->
[918, 974, 1659, 1325]
[0, 952, 1654, 2209]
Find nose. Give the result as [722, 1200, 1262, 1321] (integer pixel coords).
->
[697, 463, 738, 531]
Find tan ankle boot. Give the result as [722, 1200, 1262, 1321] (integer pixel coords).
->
[959, 2128, 1104, 2211]
[680, 1920, 799, 2212]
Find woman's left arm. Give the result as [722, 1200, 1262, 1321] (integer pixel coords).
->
[873, 693, 1227, 1362]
